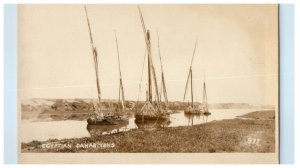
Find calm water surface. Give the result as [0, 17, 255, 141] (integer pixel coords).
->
[21, 109, 265, 142]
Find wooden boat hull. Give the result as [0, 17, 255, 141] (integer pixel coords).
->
[87, 118, 116, 125]
[87, 119, 129, 136]
[135, 114, 169, 122]
[184, 109, 204, 115]
[134, 116, 171, 129]
[184, 110, 212, 115]
[87, 113, 129, 125]
[203, 111, 211, 115]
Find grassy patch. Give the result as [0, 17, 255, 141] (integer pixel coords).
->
[238, 110, 275, 120]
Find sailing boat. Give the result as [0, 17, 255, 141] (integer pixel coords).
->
[201, 81, 211, 115]
[200, 54, 211, 115]
[135, 6, 169, 122]
[183, 38, 203, 115]
[84, 5, 128, 125]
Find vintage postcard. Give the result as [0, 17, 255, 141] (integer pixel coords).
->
[18, 4, 279, 163]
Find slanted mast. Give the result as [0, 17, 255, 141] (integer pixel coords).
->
[114, 31, 126, 113]
[84, 5, 103, 117]
[183, 38, 198, 109]
[183, 37, 211, 115]
[157, 31, 168, 111]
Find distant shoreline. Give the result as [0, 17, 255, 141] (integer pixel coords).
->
[21, 98, 275, 109]
[21, 98, 275, 122]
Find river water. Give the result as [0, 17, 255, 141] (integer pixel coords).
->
[21, 109, 264, 142]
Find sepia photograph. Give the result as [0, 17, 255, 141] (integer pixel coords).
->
[18, 4, 279, 163]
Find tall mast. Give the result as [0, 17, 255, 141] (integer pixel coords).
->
[148, 31, 161, 111]
[114, 31, 126, 113]
[157, 31, 168, 109]
[190, 68, 194, 108]
[147, 32, 152, 102]
[190, 38, 198, 108]
[183, 70, 191, 102]
[138, 6, 162, 112]
[138, 6, 152, 103]
[136, 48, 147, 113]
[202, 51, 208, 111]
[84, 5, 102, 116]
[190, 38, 198, 68]
[203, 82, 208, 111]
[183, 38, 198, 106]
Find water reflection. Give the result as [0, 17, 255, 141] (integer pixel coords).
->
[22, 109, 263, 142]
[134, 118, 171, 129]
[86, 112, 212, 136]
[184, 113, 211, 126]
[87, 119, 129, 137]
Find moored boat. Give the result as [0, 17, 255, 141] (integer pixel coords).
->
[184, 106, 204, 115]
[84, 5, 128, 125]
[183, 38, 212, 116]
[183, 39, 201, 115]
[135, 113, 169, 121]
[87, 118, 129, 136]
[134, 6, 170, 123]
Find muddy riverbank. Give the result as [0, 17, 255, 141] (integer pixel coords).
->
[21, 110, 275, 153]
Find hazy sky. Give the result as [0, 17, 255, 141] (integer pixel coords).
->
[19, 4, 278, 105]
